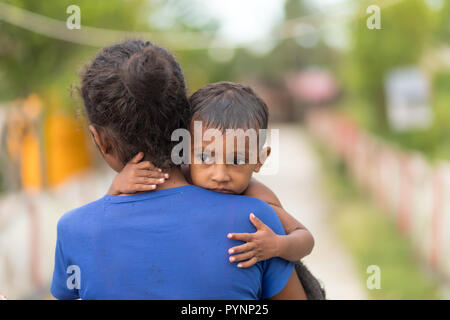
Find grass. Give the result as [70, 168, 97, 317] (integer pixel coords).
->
[310, 136, 443, 299]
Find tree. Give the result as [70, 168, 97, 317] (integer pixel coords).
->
[350, 0, 433, 128]
[0, 0, 153, 101]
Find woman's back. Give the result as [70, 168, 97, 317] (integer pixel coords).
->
[51, 185, 294, 299]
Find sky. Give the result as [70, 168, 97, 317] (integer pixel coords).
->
[148, 0, 378, 54]
[194, 0, 286, 45]
[196, 0, 446, 47]
[196, 0, 349, 49]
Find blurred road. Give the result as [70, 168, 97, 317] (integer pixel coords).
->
[255, 124, 368, 300]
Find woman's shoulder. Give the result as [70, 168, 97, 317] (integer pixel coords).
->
[57, 196, 105, 231]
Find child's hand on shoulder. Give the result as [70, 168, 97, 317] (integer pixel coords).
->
[108, 152, 169, 195]
[227, 213, 281, 268]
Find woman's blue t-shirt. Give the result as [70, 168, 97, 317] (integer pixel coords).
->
[50, 185, 294, 300]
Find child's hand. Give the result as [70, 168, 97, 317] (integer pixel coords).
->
[108, 152, 169, 195]
[227, 213, 281, 268]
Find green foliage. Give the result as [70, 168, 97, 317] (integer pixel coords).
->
[340, 72, 450, 162]
[338, 1, 450, 162]
[0, 0, 151, 101]
[435, 0, 450, 41]
[349, 0, 433, 127]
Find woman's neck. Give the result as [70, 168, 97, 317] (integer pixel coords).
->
[155, 167, 190, 191]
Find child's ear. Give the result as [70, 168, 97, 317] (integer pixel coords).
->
[254, 146, 271, 173]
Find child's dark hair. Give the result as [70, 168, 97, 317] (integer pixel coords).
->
[80, 40, 190, 168]
[189, 82, 269, 131]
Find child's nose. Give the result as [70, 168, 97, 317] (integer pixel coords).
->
[211, 164, 231, 183]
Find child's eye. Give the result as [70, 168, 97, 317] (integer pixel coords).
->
[233, 155, 246, 165]
[203, 154, 211, 163]
[197, 153, 212, 164]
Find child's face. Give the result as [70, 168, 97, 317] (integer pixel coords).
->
[189, 123, 269, 195]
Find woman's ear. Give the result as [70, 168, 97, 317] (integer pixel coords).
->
[254, 146, 271, 173]
[89, 125, 124, 173]
[89, 125, 109, 156]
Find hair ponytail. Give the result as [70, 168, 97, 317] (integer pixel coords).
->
[120, 46, 170, 105]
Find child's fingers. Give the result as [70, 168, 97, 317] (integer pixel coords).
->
[249, 213, 267, 230]
[130, 152, 145, 164]
[135, 177, 166, 185]
[237, 257, 258, 268]
[136, 169, 168, 179]
[227, 232, 253, 242]
[136, 160, 160, 171]
[229, 251, 254, 263]
[134, 184, 157, 191]
[228, 242, 255, 255]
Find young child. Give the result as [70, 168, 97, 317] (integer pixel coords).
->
[109, 82, 325, 298]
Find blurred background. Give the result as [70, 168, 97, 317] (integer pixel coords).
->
[0, 0, 449, 299]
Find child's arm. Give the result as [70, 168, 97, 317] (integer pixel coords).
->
[108, 152, 169, 195]
[228, 178, 314, 267]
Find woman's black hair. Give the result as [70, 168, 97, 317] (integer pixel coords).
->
[189, 81, 269, 131]
[80, 40, 190, 168]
